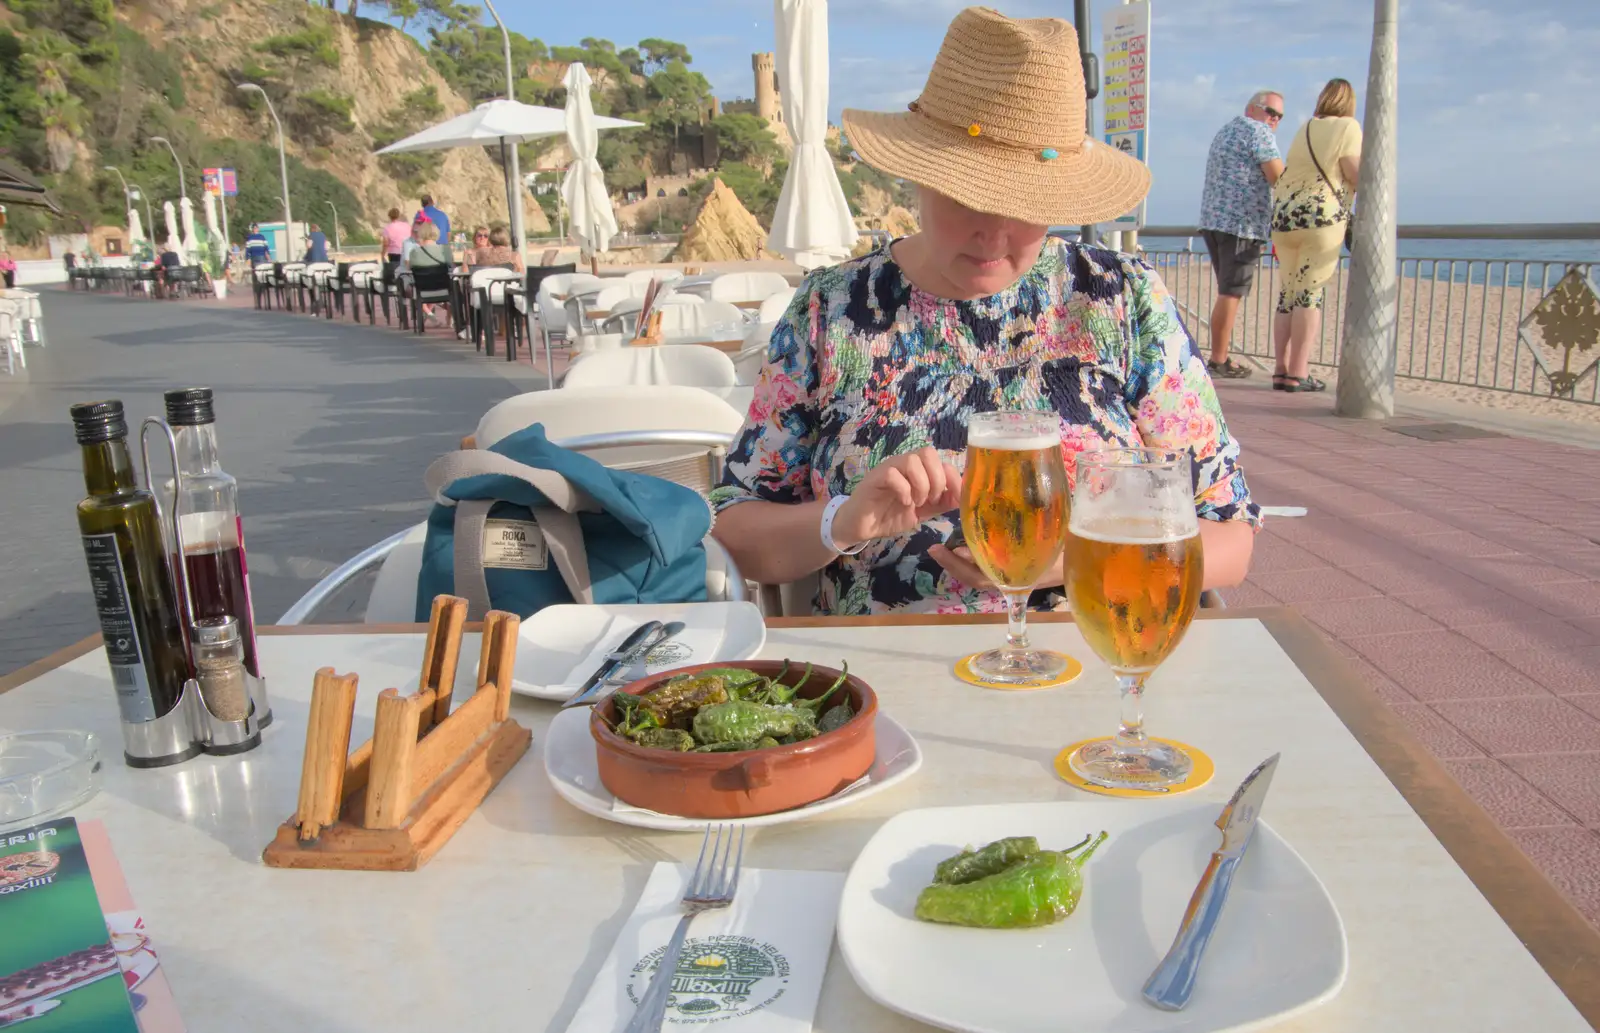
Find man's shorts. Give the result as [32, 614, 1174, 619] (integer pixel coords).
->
[1201, 230, 1264, 298]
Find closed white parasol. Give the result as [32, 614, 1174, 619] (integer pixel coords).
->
[767, 0, 858, 269]
[560, 63, 619, 257]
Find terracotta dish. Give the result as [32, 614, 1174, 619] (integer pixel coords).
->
[590, 660, 878, 819]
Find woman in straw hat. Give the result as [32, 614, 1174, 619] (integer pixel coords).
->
[711, 7, 1259, 615]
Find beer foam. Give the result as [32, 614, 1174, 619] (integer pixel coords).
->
[967, 428, 1059, 451]
[1069, 516, 1198, 545]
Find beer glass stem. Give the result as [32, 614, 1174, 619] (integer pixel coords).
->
[1004, 590, 1031, 653]
[1112, 673, 1150, 751]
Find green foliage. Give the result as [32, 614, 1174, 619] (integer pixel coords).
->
[713, 161, 787, 224]
[256, 24, 340, 69]
[838, 160, 917, 217]
[114, 25, 185, 111]
[711, 113, 779, 167]
[637, 39, 690, 72]
[428, 22, 547, 104]
[295, 89, 356, 142]
[372, 87, 446, 193]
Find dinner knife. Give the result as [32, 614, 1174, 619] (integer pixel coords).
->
[1141, 753, 1282, 1011]
[560, 621, 661, 709]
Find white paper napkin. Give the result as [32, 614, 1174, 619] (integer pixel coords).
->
[564, 862, 844, 1033]
[545, 618, 730, 695]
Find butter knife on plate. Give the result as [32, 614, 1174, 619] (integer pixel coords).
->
[1142, 753, 1281, 1011]
[560, 620, 661, 709]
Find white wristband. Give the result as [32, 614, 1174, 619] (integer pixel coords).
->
[820, 495, 867, 555]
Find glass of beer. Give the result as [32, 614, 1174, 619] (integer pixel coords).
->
[959, 410, 1072, 683]
[1065, 448, 1203, 789]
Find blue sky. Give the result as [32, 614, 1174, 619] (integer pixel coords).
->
[487, 0, 1600, 224]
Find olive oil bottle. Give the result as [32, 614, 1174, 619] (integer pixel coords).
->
[71, 400, 199, 767]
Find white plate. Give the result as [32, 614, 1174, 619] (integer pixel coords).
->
[542, 708, 923, 830]
[838, 801, 1346, 1033]
[511, 602, 765, 700]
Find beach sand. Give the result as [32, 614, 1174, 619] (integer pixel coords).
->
[1149, 254, 1600, 426]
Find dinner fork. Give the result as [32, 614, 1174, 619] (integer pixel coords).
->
[623, 823, 745, 1033]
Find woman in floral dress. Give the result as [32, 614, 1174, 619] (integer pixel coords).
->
[710, 7, 1260, 615]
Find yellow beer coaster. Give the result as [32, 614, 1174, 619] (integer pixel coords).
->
[953, 652, 1084, 691]
[1053, 738, 1215, 797]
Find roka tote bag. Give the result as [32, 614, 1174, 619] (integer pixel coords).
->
[415, 424, 711, 620]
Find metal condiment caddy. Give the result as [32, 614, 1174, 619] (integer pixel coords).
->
[139, 416, 268, 757]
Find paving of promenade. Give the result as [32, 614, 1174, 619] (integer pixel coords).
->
[4, 284, 1600, 929]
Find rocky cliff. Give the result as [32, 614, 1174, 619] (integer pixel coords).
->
[117, 0, 549, 234]
[673, 178, 767, 262]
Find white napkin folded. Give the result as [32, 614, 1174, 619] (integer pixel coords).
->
[564, 862, 843, 1033]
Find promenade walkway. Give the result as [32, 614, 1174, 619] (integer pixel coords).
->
[1220, 380, 1600, 926]
[4, 285, 1600, 929]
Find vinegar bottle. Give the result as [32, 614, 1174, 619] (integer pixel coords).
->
[71, 400, 199, 767]
[163, 388, 269, 725]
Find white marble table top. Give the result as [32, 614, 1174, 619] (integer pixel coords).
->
[0, 616, 1589, 1032]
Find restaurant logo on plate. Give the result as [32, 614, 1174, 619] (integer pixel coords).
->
[644, 641, 693, 668]
[626, 936, 790, 1021]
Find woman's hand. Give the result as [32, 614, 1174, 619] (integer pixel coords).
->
[928, 543, 1065, 593]
[832, 448, 963, 549]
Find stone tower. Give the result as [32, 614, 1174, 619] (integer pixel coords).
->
[753, 52, 781, 123]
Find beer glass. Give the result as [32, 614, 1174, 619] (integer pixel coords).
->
[1065, 448, 1203, 789]
[959, 411, 1072, 683]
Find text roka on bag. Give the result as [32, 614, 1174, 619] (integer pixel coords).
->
[415, 424, 711, 620]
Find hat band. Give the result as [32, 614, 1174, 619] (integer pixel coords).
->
[906, 100, 1088, 160]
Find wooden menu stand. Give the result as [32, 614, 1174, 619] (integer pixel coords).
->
[262, 596, 530, 872]
[631, 309, 665, 347]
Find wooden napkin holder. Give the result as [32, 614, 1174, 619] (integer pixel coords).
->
[631, 310, 665, 347]
[262, 596, 530, 872]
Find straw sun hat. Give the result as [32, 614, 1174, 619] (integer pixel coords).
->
[841, 7, 1149, 227]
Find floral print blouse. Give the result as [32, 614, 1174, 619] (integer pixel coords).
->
[709, 238, 1261, 616]
[1199, 115, 1283, 242]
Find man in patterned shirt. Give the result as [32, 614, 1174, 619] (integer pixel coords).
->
[1198, 90, 1285, 379]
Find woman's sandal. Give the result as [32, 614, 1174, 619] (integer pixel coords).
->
[1295, 374, 1328, 392]
[1272, 374, 1293, 391]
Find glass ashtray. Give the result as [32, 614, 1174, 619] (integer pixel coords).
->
[0, 730, 102, 831]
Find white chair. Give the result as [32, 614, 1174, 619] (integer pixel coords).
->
[755, 287, 797, 324]
[477, 384, 744, 449]
[0, 301, 23, 375]
[278, 521, 746, 625]
[469, 268, 523, 354]
[341, 262, 380, 321]
[624, 269, 684, 288]
[600, 296, 734, 338]
[302, 262, 336, 315]
[537, 272, 604, 346]
[562, 345, 737, 390]
[709, 271, 792, 306]
[564, 279, 644, 337]
[0, 289, 44, 349]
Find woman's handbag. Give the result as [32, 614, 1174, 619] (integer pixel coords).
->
[415, 424, 712, 620]
[1305, 124, 1354, 251]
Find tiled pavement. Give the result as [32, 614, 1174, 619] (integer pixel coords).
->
[9, 286, 1600, 930]
[1220, 382, 1600, 926]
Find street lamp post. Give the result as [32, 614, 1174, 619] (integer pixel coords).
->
[147, 136, 188, 203]
[482, 0, 528, 267]
[1336, 0, 1400, 419]
[237, 83, 295, 260]
[325, 200, 340, 253]
[102, 165, 131, 210]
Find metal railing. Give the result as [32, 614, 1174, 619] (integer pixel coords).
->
[1137, 224, 1600, 405]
